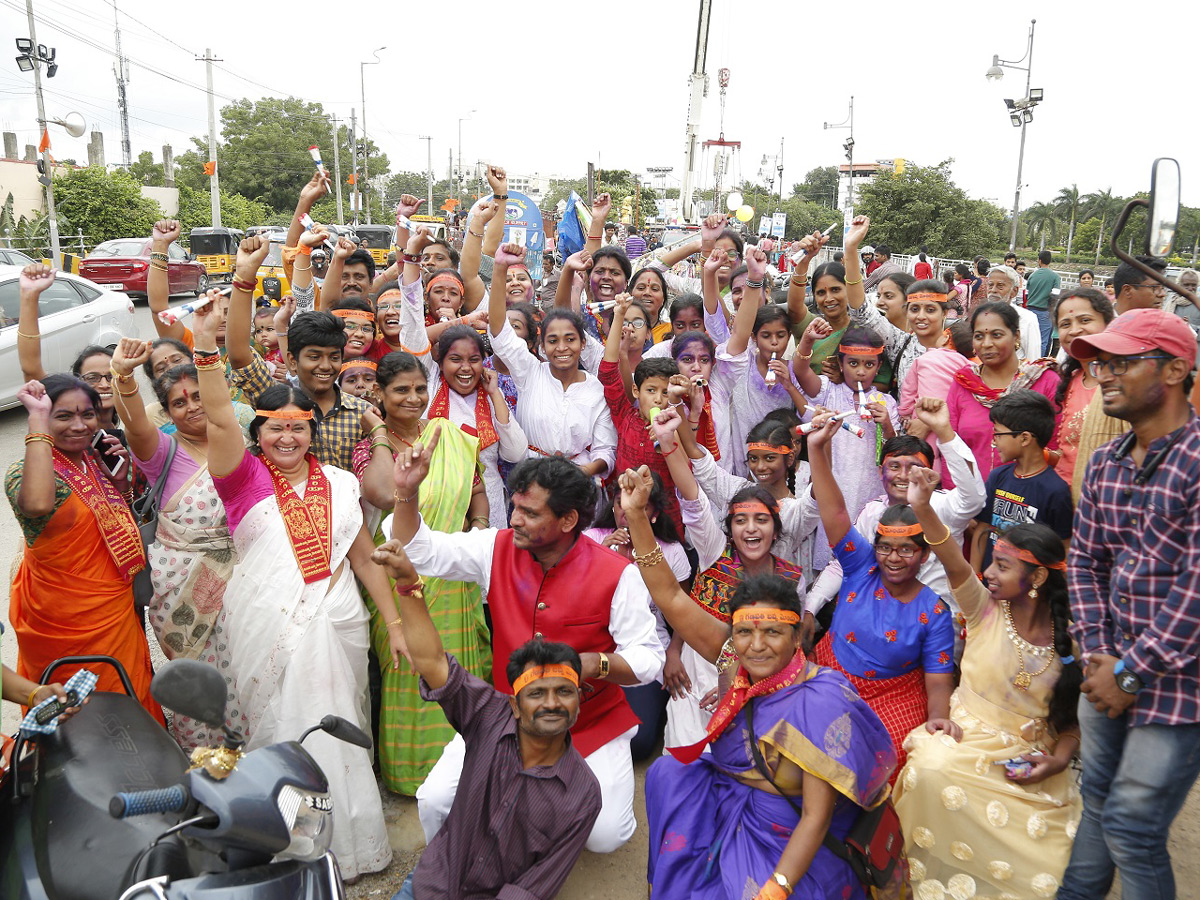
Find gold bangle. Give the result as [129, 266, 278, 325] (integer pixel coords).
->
[468, 229, 484, 239]
[27, 687, 42, 708]
[926, 526, 953, 546]
[17, 329, 40, 340]
[293, 260, 312, 271]
[116, 384, 140, 396]
[632, 544, 665, 568]
[385, 617, 402, 628]
[194, 360, 225, 372]
[110, 367, 134, 382]
[394, 491, 419, 503]
[844, 276, 863, 285]
[24, 433, 53, 446]
[790, 275, 808, 285]
[469, 515, 490, 528]
[797, 350, 813, 361]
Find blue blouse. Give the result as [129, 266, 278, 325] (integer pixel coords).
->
[827, 527, 955, 679]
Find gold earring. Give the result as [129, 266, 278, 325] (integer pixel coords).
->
[1029, 586, 1039, 601]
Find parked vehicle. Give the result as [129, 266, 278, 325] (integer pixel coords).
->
[254, 239, 292, 305]
[189, 227, 245, 283]
[0, 265, 138, 410]
[0, 656, 360, 900]
[354, 224, 394, 268]
[0, 248, 36, 266]
[79, 238, 208, 299]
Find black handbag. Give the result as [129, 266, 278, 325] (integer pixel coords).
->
[745, 696, 906, 890]
[130, 436, 178, 614]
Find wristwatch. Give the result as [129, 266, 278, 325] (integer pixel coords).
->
[1113, 660, 1143, 694]
[771, 871, 793, 893]
[597, 652, 610, 679]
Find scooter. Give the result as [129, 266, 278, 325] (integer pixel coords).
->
[1, 655, 371, 899]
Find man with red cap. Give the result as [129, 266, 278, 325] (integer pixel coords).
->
[1059, 308, 1200, 899]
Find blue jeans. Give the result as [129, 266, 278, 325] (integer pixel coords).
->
[391, 872, 414, 900]
[1030, 305, 1055, 356]
[1058, 697, 1200, 900]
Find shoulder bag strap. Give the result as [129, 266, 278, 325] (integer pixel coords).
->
[135, 436, 178, 521]
[744, 696, 851, 863]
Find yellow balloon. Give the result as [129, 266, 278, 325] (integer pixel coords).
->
[735, 204, 754, 223]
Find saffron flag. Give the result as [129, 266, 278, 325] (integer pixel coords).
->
[203, 161, 216, 176]
[38, 128, 50, 153]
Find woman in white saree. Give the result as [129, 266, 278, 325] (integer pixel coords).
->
[191, 298, 404, 881]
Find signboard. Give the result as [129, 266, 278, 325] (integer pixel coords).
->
[502, 191, 545, 281]
[771, 212, 787, 238]
[758, 216, 771, 235]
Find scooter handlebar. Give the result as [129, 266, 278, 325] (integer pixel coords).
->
[109, 784, 190, 819]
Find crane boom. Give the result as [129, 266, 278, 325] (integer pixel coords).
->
[679, 0, 712, 224]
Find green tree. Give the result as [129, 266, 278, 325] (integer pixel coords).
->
[176, 184, 274, 236]
[1053, 184, 1082, 263]
[1072, 217, 1101, 263]
[855, 160, 1004, 258]
[772, 196, 841, 240]
[1082, 188, 1122, 267]
[1024, 201, 1058, 251]
[793, 165, 840, 208]
[52, 166, 160, 246]
[129, 150, 165, 187]
[174, 98, 389, 214]
[1178, 205, 1200, 265]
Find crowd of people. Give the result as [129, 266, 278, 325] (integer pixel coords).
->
[4, 160, 1200, 900]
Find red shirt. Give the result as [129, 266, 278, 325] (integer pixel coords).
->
[598, 360, 683, 538]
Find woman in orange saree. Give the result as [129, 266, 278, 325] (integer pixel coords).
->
[5, 375, 160, 722]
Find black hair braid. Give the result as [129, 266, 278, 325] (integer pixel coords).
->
[786, 465, 796, 496]
[1044, 570, 1082, 734]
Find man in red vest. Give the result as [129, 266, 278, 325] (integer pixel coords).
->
[386, 430, 665, 853]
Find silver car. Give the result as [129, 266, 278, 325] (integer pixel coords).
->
[0, 265, 139, 411]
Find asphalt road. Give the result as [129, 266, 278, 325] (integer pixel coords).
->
[2, 300, 1199, 897]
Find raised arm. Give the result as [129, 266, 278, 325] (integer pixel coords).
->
[555, 250, 591, 311]
[13, 381, 57, 517]
[288, 223, 328, 297]
[651, 407, 700, 501]
[790, 318, 831, 397]
[389, 423, 442, 545]
[356, 406, 396, 510]
[603, 293, 633, 363]
[842, 215, 870, 311]
[459, 197, 496, 311]
[620, 466, 728, 663]
[226, 236, 272, 369]
[583, 192, 611, 256]
[906, 465, 978, 599]
[805, 413, 852, 546]
[16, 264, 53, 380]
[700, 247, 731, 327]
[482, 165, 508, 258]
[109, 338, 160, 461]
[285, 170, 331, 251]
[371, 539, 448, 688]
[488, 242, 527, 336]
[319, 236, 358, 308]
[193, 297, 247, 477]
[726, 245, 768, 357]
[786, 231, 826, 330]
[148, 220, 186, 342]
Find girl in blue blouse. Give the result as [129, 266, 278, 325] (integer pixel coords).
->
[806, 411, 957, 776]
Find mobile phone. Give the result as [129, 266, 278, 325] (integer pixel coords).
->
[91, 429, 127, 479]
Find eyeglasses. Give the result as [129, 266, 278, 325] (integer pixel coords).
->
[1133, 282, 1168, 294]
[1085, 355, 1171, 378]
[874, 543, 919, 559]
[991, 430, 1021, 443]
[721, 249, 740, 260]
[81, 372, 114, 385]
[625, 318, 648, 329]
[343, 323, 376, 335]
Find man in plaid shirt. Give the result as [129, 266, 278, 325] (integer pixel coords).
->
[1060, 308, 1200, 900]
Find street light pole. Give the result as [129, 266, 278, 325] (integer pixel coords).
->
[457, 110, 475, 211]
[420, 135, 433, 211]
[359, 46, 384, 225]
[824, 97, 854, 217]
[23, 0, 61, 267]
[988, 19, 1038, 252]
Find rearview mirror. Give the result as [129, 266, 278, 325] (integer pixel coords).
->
[151, 659, 228, 728]
[1146, 157, 1180, 258]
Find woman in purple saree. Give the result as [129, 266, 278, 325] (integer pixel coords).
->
[619, 464, 900, 900]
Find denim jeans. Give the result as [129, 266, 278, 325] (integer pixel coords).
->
[1058, 697, 1200, 900]
[1030, 306, 1055, 356]
[391, 872, 414, 900]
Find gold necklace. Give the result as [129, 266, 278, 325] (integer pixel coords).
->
[1003, 598, 1054, 690]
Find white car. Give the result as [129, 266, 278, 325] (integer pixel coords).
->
[0, 265, 139, 411]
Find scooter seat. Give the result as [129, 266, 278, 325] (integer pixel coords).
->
[32, 691, 189, 900]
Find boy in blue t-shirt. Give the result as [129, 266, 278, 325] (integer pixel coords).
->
[971, 389, 1073, 572]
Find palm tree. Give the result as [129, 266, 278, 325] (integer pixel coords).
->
[1054, 184, 1082, 263]
[1024, 202, 1058, 251]
[1082, 188, 1124, 266]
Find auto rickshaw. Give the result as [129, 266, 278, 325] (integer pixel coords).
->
[254, 239, 292, 305]
[188, 227, 244, 282]
[409, 214, 448, 242]
[355, 224, 394, 268]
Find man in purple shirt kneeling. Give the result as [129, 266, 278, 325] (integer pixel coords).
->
[373, 539, 602, 900]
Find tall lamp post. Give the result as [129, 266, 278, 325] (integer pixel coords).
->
[14, 10, 65, 268]
[359, 46, 385, 224]
[457, 110, 476, 211]
[824, 96, 855, 217]
[987, 19, 1042, 253]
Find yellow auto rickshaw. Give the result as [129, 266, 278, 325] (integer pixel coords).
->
[355, 224, 394, 268]
[188, 227, 244, 281]
[254, 239, 292, 305]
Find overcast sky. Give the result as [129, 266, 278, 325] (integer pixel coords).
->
[1, 0, 1197, 216]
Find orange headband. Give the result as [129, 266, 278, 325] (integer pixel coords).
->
[876, 523, 923, 538]
[339, 359, 377, 374]
[747, 442, 793, 455]
[907, 291, 948, 304]
[255, 408, 313, 420]
[426, 273, 464, 295]
[376, 288, 403, 302]
[994, 541, 1067, 571]
[512, 663, 580, 695]
[838, 344, 884, 356]
[731, 608, 801, 626]
[883, 451, 932, 468]
[730, 500, 777, 517]
[332, 308, 375, 322]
